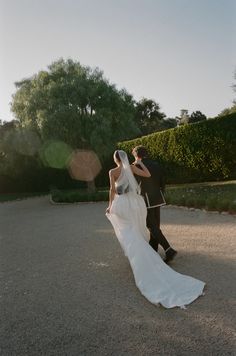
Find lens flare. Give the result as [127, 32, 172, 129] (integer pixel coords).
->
[40, 140, 73, 169]
[68, 149, 102, 181]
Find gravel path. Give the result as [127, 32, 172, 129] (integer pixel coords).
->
[0, 197, 236, 355]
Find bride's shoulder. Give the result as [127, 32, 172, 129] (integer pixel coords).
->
[109, 167, 120, 179]
[109, 167, 118, 175]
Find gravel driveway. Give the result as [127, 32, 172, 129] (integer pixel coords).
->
[0, 197, 236, 355]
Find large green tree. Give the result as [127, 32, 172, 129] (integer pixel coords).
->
[11, 59, 139, 159]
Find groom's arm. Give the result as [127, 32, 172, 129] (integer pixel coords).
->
[131, 162, 142, 184]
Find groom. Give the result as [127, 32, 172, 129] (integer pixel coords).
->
[132, 145, 177, 263]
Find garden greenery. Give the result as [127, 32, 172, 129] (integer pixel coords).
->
[118, 113, 236, 183]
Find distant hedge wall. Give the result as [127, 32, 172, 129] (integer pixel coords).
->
[118, 113, 236, 183]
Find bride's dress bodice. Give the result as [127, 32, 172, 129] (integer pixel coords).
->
[115, 169, 130, 195]
[115, 181, 129, 195]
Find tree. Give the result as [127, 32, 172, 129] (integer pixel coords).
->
[233, 68, 236, 103]
[11, 59, 139, 159]
[0, 120, 28, 178]
[134, 98, 166, 135]
[218, 69, 236, 117]
[162, 118, 178, 130]
[11, 59, 140, 191]
[218, 105, 236, 117]
[188, 111, 207, 124]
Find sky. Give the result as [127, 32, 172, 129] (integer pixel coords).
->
[1, 0, 236, 122]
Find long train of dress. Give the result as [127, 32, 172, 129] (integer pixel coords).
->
[106, 192, 205, 309]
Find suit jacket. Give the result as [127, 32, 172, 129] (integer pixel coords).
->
[134, 158, 166, 208]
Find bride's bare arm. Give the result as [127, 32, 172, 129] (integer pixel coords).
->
[131, 161, 151, 177]
[106, 170, 116, 213]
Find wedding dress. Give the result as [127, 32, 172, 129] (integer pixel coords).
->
[106, 151, 205, 309]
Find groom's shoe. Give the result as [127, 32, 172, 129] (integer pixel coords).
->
[164, 248, 177, 264]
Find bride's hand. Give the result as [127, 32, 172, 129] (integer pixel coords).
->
[106, 207, 110, 214]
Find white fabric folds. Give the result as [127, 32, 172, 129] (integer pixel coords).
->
[107, 184, 205, 309]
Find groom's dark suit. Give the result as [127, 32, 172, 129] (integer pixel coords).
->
[134, 158, 170, 252]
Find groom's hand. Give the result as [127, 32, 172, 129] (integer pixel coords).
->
[135, 158, 142, 165]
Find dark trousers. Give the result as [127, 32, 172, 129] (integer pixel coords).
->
[146, 206, 170, 252]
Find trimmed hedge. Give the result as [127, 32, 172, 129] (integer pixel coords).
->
[49, 182, 236, 214]
[118, 113, 236, 183]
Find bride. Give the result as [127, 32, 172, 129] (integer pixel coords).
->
[106, 150, 205, 309]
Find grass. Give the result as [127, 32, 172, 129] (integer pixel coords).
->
[165, 180, 236, 214]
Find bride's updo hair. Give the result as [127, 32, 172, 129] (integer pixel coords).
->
[114, 150, 121, 162]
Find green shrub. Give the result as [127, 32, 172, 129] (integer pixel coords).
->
[216, 199, 230, 212]
[185, 197, 195, 208]
[193, 198, 206, 209]
[228, 201, 236, 214]
[205, 197, 218, 211]
[51, 189, 109, 203]
[49, 181, 236, 215]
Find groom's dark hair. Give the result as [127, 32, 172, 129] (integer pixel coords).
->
[133, 145, 149, 159]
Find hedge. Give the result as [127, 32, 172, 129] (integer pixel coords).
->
[118, 113, 236, 183]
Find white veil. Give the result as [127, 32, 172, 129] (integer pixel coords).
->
[115, 150, 141, 195]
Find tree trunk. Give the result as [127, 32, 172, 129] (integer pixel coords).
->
[87, 180, 96, 193]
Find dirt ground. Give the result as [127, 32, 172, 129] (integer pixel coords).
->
[0, 197, 235, 355]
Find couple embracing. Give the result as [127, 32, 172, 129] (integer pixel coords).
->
[106, 146, 205, 309]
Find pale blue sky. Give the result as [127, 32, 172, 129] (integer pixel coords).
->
[1, 0, 236, 122]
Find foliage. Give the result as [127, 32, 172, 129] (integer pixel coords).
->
[50, 188, 109, 203]
[218, 105, 236, 117]
[233, 68, 236, 102]
[162, 118, 178, 130]
[49, 181, 236, 215]
[0, 120, 88, 193]
[0, 120, 28, 178]
[188, 111, 207, 123]
[0, 192, 47, 202]
[11, 58, 139, 159]
[118, 113, 236, 183]
[176, 110, 207, 125]
[218, 69, 236, 117]
[134, 98, 170, 135]
[165, 181, 236, 213]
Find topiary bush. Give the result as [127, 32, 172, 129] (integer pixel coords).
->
[118, 113, 236, 184]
